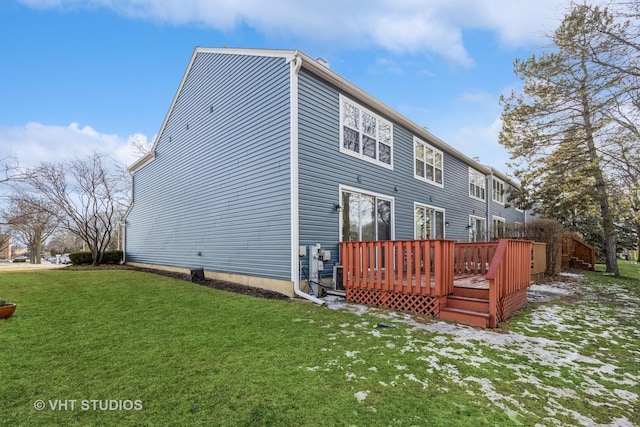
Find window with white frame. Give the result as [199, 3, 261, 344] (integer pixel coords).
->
[469, 168, 486, 201]
[468, 215, 486, 242]
[340, 95, 393, 168]
[492, 216, 506, 240]
[414, 203, 445, 239]
[414, 137, 443, 186]
[341, 189, 392, 242]
[493, 178, 505, 204]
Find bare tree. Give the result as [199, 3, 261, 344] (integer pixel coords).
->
[128, 134, 152, 158]
[0, 225, 10, 259]
[0, 154, 22, 185]
[22, 152, 128, 265]
[2, 194, 58, 263]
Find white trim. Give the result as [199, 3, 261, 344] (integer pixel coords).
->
[468, 215, 487, 242]
[413, 136, 444, 188]
[288, 54, 323, 305]
[413, 201, 446, 239]
[338, 94, 393, 170]
[491, 215, 506, 239]
[129, 152, 154, 173]
[196, 47, 298, 61]
[492, 177, 505, 204]
[468, 167, 486, 202]
[289, 55, 300, 288]
[338, 184, 395, 242]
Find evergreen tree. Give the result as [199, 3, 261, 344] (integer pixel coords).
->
[499, 3, 639, 275]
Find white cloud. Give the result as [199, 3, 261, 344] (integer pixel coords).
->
[370, 57, 404, 76]
[0, 122, 149, 168]
[461, 90, 495, 105]
[445, 116, 513, 171]
[17, 0, 581, 66]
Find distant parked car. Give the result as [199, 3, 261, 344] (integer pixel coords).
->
[59, 254, 71, 264]
[0, 258, 12, 263]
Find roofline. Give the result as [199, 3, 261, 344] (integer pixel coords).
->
[129, 46, 515, 185]
[489, 167, 519, 189]
[294, 50, 494, 176]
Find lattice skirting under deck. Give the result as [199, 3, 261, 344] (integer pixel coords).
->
[346, 288, 441, 317]
[497, 288, 528, 323]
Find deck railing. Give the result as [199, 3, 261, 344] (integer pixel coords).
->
[486, 239, 533, 328]
[340, 239, 455, 297]
[453, 242, 498, 275]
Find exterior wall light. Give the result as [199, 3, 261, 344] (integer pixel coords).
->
[334, 204, 342, 213]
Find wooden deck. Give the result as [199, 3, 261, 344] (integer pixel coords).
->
[453, 274, 489, 289]
[340, 239, 533, 328]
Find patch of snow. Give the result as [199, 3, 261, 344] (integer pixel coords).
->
[557, 272, 586, 279]
[316, 272, 639, 425]
[354, 390, 369, 402]
[404, 373, 428, 389]
[613, 389, 638, 402]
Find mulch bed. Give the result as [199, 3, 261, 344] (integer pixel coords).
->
[68, 264, 290, 300]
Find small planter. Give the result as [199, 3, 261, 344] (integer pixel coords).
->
[0, 303, 16, 319]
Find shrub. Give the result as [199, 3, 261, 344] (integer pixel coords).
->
[69, 251, 123, 265]
[69, 252, 93, 265]
[101, 251, 123, 264]
[505, 218, 569, 276]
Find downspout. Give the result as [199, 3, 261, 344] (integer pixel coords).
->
[486, 171, 492, 239]
[288, 52, 325, 305]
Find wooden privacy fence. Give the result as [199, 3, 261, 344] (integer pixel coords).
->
[486, 239, 532, 328]
[340, 239, 455, 297]
[531, 242, 547, 282]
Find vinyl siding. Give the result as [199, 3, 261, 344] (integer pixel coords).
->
[297, 69, 497, 274]
[488, 178, 526, 225]
[126, 53, 292, 280]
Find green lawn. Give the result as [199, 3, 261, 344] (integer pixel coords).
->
[0, 267, 638, 426]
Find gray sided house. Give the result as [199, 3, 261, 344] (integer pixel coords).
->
[125, 47, 526, 299]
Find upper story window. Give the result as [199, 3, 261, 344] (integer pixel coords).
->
[414, 137, 443, 187]
[340, 95, 393, 169]
[469, 168, 486, 201]
[493, 178, 505, 204]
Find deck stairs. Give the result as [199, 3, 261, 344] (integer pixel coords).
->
[570, 256, 593, 271]
[439, 285, 491, 328]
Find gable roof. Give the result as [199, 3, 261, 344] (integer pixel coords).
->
[129, 47, 515, 187]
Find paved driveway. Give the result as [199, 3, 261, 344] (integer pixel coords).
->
[0, 262, 69, 272]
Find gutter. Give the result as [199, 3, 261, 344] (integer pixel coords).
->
[288, 52, 325, 306]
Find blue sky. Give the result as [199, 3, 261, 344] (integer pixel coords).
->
[0, 0, 576, 171]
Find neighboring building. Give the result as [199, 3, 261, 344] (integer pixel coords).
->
[124, 47, 526, 298]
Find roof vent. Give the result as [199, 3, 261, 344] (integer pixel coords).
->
[473, 156, 480, 162]
[316, 57, 329, 68]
